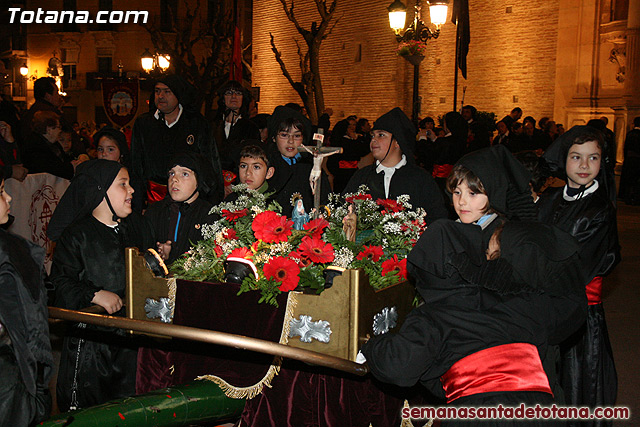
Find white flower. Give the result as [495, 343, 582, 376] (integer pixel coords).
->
[333, 247, 355, 268]
[254, 252, 270, 264]
[269, 242, 293, 256]
[383, 222, 402, 234]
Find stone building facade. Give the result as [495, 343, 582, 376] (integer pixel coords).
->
[252, 0, 640, 163]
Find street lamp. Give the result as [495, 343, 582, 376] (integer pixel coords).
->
[388, 0, 448, 123]
[19, 63, 29, 77]
[141, 49, 171, 74]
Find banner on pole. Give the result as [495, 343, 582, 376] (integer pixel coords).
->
[102, 79, 139, 127]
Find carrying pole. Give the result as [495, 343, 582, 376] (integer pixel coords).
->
[48, 307, 369, 376]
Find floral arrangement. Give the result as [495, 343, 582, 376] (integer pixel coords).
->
[171, 185, 427, 306]
[396, 40, 428, 57]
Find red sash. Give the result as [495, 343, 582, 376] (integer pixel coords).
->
[339, 160, 358, 169]
[586, 276, 603, 305]
[147, 181, 167, 204]
[440, 343, 552, 403]
[432, 164, 453, 178]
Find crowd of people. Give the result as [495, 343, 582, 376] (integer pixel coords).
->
[0, 73, 636, 426]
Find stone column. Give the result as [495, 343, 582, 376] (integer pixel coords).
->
[624, 0, 640, 102]
[613, 0, 640, 165]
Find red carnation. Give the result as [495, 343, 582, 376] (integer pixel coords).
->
[263, 256, 300, 292]
[214, 245, 224, 258]
[289, 250, 312, 268]
[304, 218, 330, 239]
[376, 199, 404, 213]
[345, 193, 372, 204]
[381, 255, 408, 281]
[228, 247, 253, 259]
[222, 208, 248, 222]
[223, 228, 237, 240]
[356, 245, 385, 262]
[298, 236, 335, 264]
[252, 211, 293, 243]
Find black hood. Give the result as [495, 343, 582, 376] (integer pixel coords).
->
[456, 144, 537, 221]
[48, 159, 124, 241]
[372, 107, 416, 162]
[156, 74, 198, 112]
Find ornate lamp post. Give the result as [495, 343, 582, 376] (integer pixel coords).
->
[388, 0, 448, 123]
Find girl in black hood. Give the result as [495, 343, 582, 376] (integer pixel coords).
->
[538, 125, 620, 421]
[362, 145, 587, 424]
[48, 159, 152, 411]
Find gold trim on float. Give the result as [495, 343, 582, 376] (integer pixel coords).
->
[196, 292, 299, 399]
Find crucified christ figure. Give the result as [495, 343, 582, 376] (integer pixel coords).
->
[300, 144, 341, 195]
[297, 131, 343, 218]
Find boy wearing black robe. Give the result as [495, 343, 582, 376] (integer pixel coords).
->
[342, 107, 448, 224]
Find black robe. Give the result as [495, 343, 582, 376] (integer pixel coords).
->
[326, 135, 370, 193]
[211, 114, 261, 172]
[267, 148, 330, 218]
[22, 132, 75, 180]
[144, 197, 215, 264]
[342, 162, 448, 225]
[51, 213, 152, 411]
[0, 229, 53, 426]
[131, 111, 224, 208]
[362, 220, 587, 426]
[538, 184, 620, 423]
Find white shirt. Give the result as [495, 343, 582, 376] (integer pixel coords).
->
[375, 155, 407, 198]
[154, 104, 184, 128]
[563, 180, 599, 201]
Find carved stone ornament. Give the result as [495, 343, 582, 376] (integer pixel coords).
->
[608, 46, 626, 83]
[373, 306, 398, 336]
[144, 297, 174, 323]
[289, 315, 332, 343]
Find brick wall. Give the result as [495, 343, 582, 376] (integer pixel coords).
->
[252, 0, 559, 125]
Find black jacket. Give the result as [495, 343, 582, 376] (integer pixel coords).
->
[131, 110, 224, 207]
[145, 197, 215, 264]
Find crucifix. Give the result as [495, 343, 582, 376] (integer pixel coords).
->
[297, 129, 342, 218]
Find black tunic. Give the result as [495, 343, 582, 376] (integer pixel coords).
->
[362, 220, 587, 426]
[342, 163, 448, 225]
[0, 229, 53, 426]
[51, 213, 152, 411]
[144, 197, 215, 264]
[22, 132, 75, 180]
[538, 184, 620, 422]
[131, 111, 224, 207]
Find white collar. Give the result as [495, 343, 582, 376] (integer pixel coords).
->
[376, 154, 407, 174]
[154, 104, 184, 128]
[563, 180, 599, 201]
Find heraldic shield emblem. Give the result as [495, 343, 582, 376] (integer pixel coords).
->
[102, 80, 139, 127]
